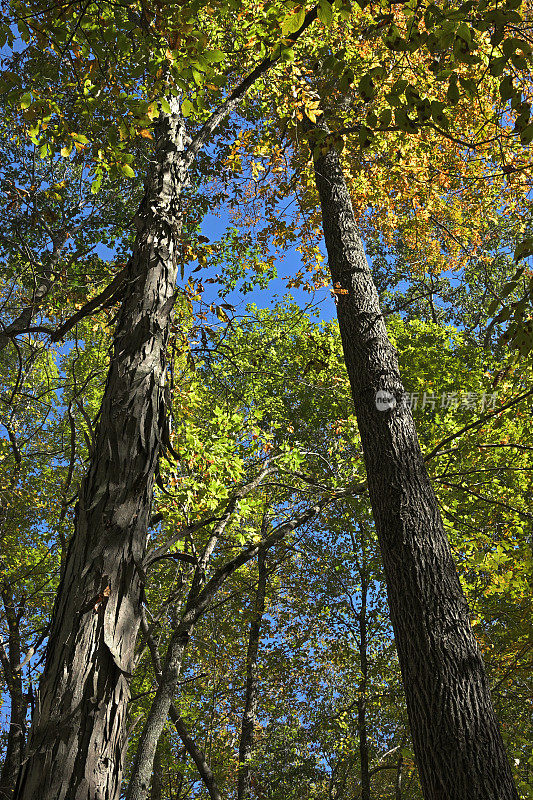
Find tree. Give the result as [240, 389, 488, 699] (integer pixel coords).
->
[1, 0, 532, 797]
[309, 122, 518, 799]
[187, 306, 531, 798]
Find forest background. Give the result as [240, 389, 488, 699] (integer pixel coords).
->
[0, 0, 532, 798]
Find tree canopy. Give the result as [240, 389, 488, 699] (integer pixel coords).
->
[0, 1, 532, 799]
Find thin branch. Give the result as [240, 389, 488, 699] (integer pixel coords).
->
[182, 5, 319, 173]
[49, 264, 130, 342]
[425, 387, 533, 462]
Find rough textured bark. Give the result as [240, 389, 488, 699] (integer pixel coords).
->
[311, 131, 518, 800]
[237, 547, 267, 800]
[8, 16, 324, 798]
[13, 99, 188, 800]
[0, 582, 27, 799]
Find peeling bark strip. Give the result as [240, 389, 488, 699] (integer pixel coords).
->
[311, 131, 518, 800]
[13, 99, 188, 800]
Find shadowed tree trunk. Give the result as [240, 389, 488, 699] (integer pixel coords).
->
[237, 546, 267, 800]
[310, 126, 518, 800]
[395, 750, 403, 800]
[13, 98, 189, 800]
[0, 582, 27, 799]
[150, 744, 163, 800]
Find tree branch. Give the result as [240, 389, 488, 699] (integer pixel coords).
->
[182, 5, 319, 173]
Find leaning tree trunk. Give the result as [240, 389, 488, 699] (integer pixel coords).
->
[13, 99, 188, 800]
[237, 547, 267, 800]
[310, 129, 518, 800]
[0, 582, 27, 799]
[150, 744, 163, 800]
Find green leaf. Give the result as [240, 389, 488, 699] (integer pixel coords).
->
[90, 172, 103, 194]
[204, 50, 225, 62]
[489, 55, 507, 76]
[318, 0, 333, 25]
[519, 123, 533, 145]
[379, 107, 392, 127]
[358, 74, 376, 101]
[500, 75, 514, 103]
[181, 98, 194, 117]
[20, 93, 32, 109]
[456, 21, 473, 45]
[385, 24, 406, 51]
[430, 100, 449, 128]
[339, 68, 354, 93]
[281, 6, 306, 36]
[447, 76, 460, 104]
[120, 163, 135, 178]
[394, 107, 418, 132]
[160, 98, 172, 114]
[458, 77, 477, 97]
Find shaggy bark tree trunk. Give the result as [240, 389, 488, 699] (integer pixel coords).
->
[9, 14, 320, 798]
[13, 99, 188, 800]
[237, 547, 267, 800]
[311, 130, 518, 800]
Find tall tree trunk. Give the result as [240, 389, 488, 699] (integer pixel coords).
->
[237, 547, 267, 800]
[150, 744, 163, 800]
[0, 583, 27, 799]
[356, 532, 370, 800]
[127, 484, 335, 800]
[310, 130, 518, 800]
[395, 751, 403, 800]
[13, 99, 188, 800]
[170, 708, 222, 800]
[8, 16, 318, 798]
